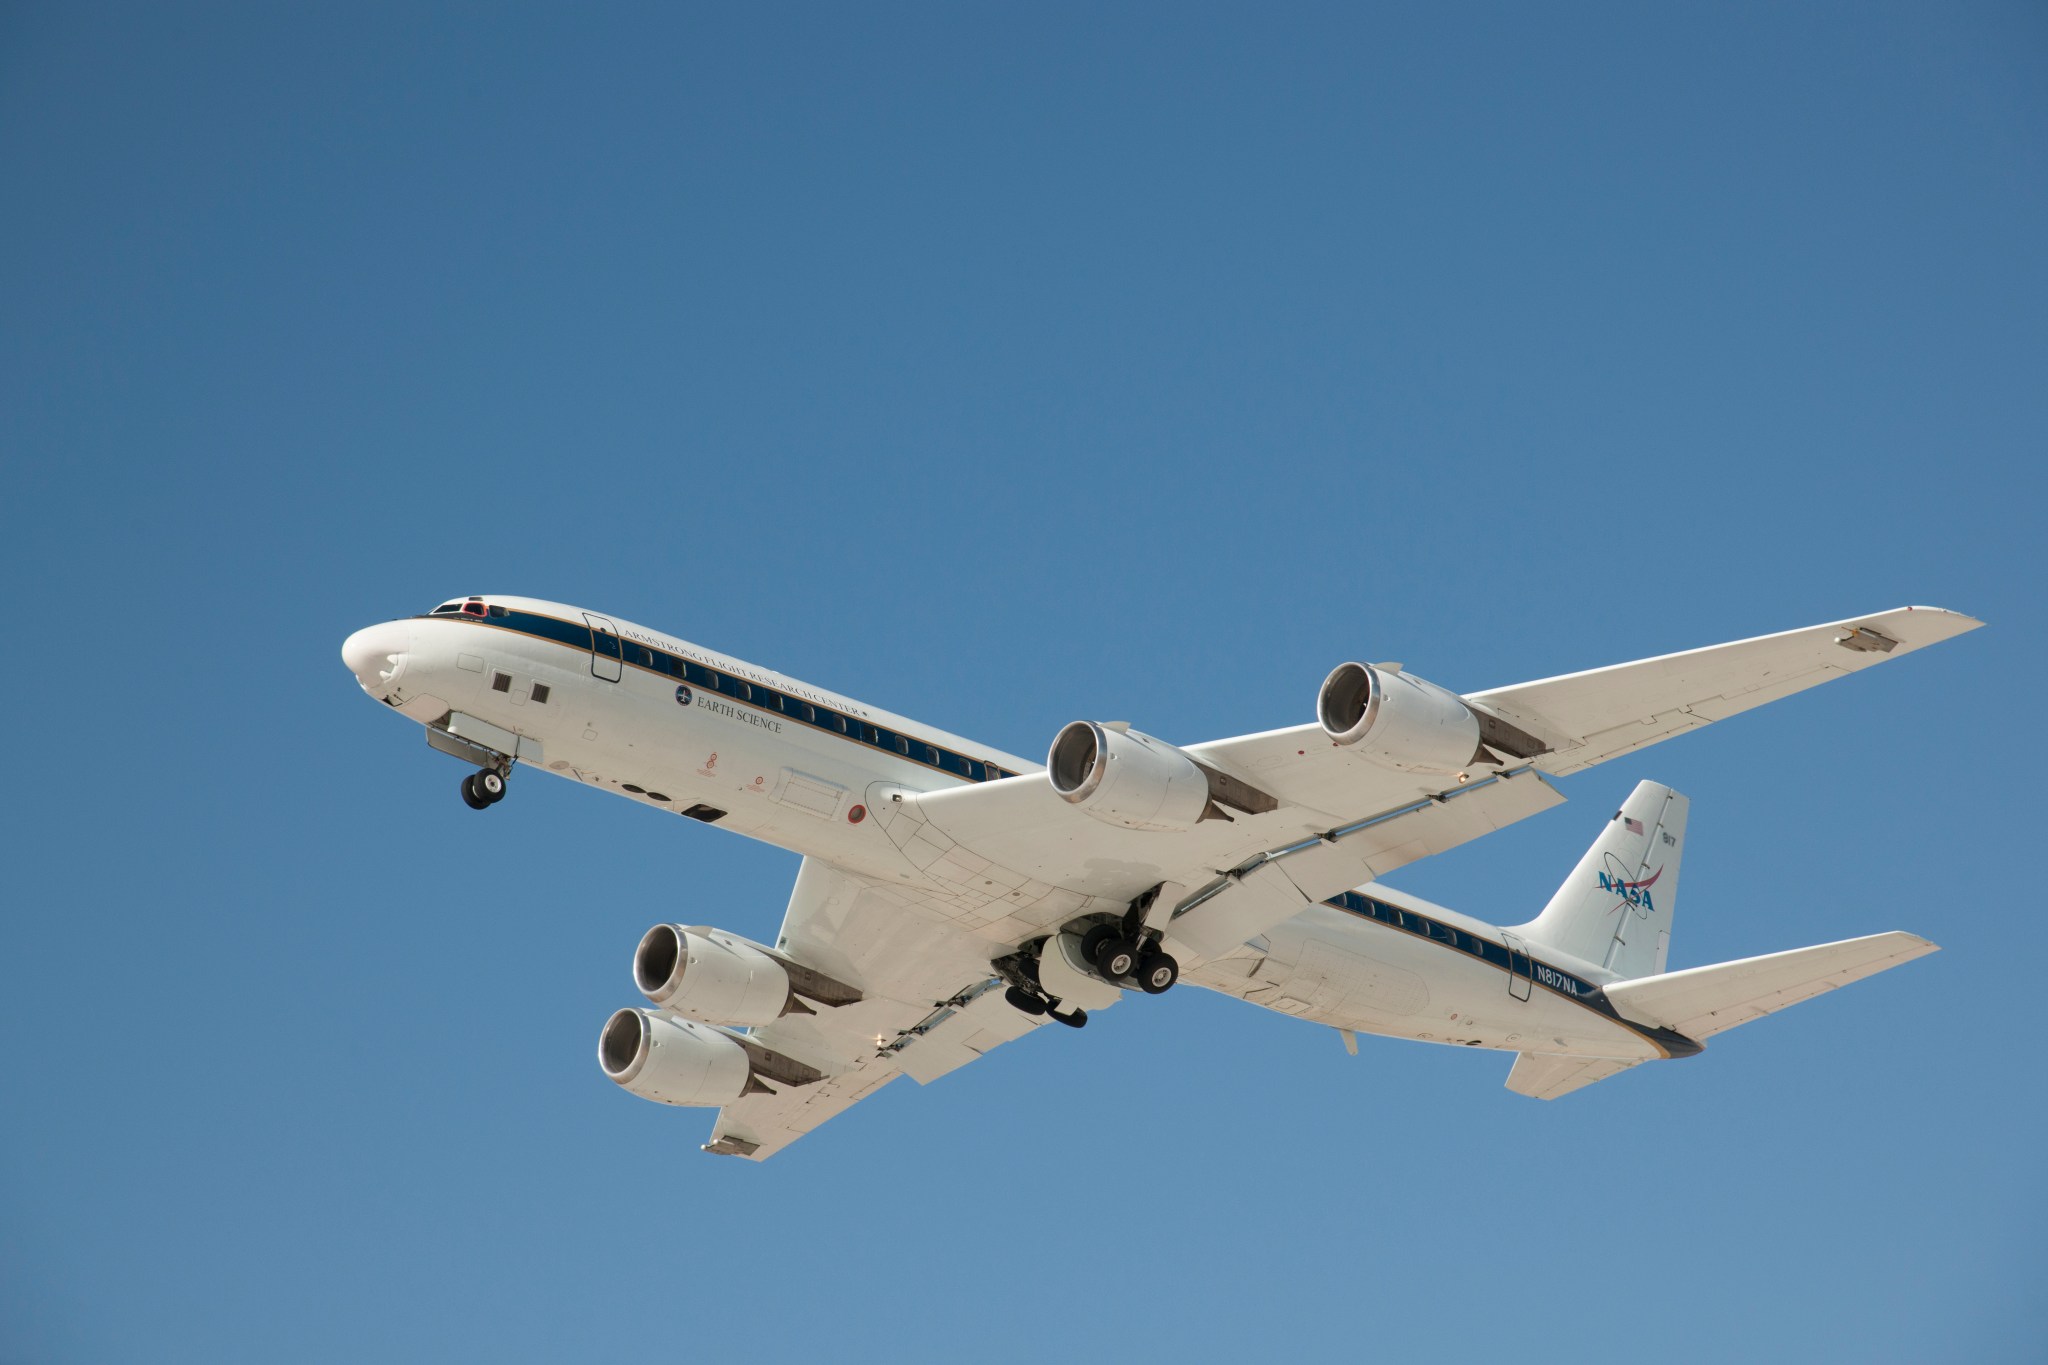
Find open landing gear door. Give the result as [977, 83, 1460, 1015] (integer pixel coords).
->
[584, 612, 624, 682]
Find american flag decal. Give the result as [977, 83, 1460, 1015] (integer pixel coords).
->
[1624, 817, 1645, 834]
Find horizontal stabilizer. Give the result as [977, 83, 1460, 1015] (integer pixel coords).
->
[1602, 931, 1938, 1042]
[1505, 1052, 1642, 1100]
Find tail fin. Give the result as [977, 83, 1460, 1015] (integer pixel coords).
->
[1517, 780, 1687, 979]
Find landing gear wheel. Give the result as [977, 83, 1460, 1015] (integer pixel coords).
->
[1047, 1005, 1088, 1028]
[460, 773, 490, 810]
[1136, 951, 1180, 995]
[1005, 985, 1048, 1016]
[477, 769, 507, 803]
[1093, 936, 1139, 981]
[1080, 924, 1117, 966]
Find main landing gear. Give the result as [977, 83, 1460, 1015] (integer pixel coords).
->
[460, 768, 508, 810]
[1080, 924, 1179, 995]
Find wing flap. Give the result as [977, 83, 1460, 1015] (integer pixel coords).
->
[1505, 1052, 1642, 1100]
[887, 979, 1047, 1085]
[1602, 931, 1938, 1041]
[705, 1057, 904, 1160]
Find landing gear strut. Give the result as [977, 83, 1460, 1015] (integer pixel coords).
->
[461, 768, 507, 809]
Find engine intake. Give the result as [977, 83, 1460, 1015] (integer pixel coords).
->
[1048, 721, 1212, 832]
[1316, 662, 1482, 775]
[634, 925, 792, 1027]
[598, 1009, 753, 1107]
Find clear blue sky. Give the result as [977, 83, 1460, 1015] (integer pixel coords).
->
[4, 4, 2043, 1361]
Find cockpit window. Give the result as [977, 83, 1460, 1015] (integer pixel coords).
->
[430, 598, 506, 618]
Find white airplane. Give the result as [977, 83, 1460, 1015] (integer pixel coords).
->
[342, 598, 1980, 1159]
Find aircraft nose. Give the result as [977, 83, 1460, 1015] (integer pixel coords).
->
[342, 622, 411, 694]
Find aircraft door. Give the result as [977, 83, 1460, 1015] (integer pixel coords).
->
[583, 613, 624, 683]
[1500, 931, 1534, 1002]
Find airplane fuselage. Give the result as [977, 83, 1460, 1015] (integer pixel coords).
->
[342, 595, 1685, 1066]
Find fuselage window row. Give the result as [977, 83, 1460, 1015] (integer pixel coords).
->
[1326, 890, 1597, 998]
[422, 607, 1016, 784]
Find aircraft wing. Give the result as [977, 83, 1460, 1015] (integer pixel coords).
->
[899, 606, 1977, 958]
[702, 857, 1051, 1161]
[1464, 605, 1983, 775]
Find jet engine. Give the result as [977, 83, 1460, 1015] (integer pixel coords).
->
[1316, 662, 1482, 776]
[1047, 721, 1211, 832]
[597, 1009, 754, 1107]
[634, 925, 791, 1028]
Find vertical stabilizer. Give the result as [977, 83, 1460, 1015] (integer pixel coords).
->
[1516, 780, 1687, 979]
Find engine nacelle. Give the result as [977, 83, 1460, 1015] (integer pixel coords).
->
[634, 925, 791, 1027]
[597, 1008, 752, 1107]
[1316, 662, 1481, 775]
[1047, 721, 1211, 832]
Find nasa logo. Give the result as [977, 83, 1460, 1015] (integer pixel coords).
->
[675, 685, 692, 706]
[1598, 866, 1662, 915]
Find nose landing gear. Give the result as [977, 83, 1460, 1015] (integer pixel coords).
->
[461, 768, 508, 809]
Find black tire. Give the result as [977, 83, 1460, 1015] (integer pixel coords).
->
[1050, 1006, 1087, 1029]
[1005, 985, 1048, 1016]
[460, 774, 490, 810]
[478, 769, 507, 802]
[1080, 924, 1117, 966]
[1094, 936, 1139, 980]
[1136, 951, 1180, 995]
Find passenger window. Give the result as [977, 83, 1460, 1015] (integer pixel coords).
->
[938, 751, 969, 777]
[634, 645, 654, 667]
[531, 683, 550, 704]
[788, 699, 815, 723]
[491, 672, 511, 692]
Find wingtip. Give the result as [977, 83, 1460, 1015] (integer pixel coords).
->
[1899, 605, 1986, 630]
[1884, 931, 1941, 958]
[1851, 605, 1986, 650]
